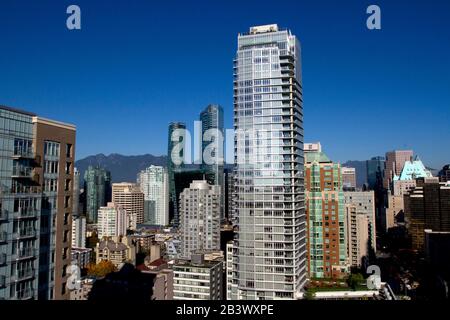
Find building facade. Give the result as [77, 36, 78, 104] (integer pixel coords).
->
[179, 180, 220, 259]
[137, 165, 169, 226]
[305, 149, 348, 279]
[167, 122, 186, 227]
[343, 191, 376, 252]
[173, 254, 223, 300]
[112, 183, 144, 230]
[84, 166, 111, 223]
[71, 215, 86, 248]
[341, 167, 356, 191]
[384, 150, 413, 189]
[345, 205, 369, 268]
[404, 178, 450, 251]
[200, 104, 225, 221]
[97, 202, 128, 239]
[0, 105, 76, 300]
[231, 24, 306, 300]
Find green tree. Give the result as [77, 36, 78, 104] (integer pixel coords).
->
[303, 289, 316, 300]
[346, 273, 364, 290]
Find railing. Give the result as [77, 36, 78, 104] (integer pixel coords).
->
[13, 288, 34, 300]
[12, 166, 34, 178]
[0, 210, 7, 221]
[14, 207, 38, 219]
[13, 147, 35, 159]
[15, 247, 35, 260]
[0, 231, 7, 243]
[14, 268, 34, 282]
[14, 227, 36, 239]
[0, 253, 6, 265]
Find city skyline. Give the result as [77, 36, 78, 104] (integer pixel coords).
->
[1, 0, 449, 169]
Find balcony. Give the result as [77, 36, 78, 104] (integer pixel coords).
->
[12, 288, 34, 300]
[0, 231, 7, 243]
[0, 253, 6, 266]
[14, 247, 36, 261]
[13, 268, 35, 282]
[14, 207, 38, 219]
[0, 210, 7, 222]
[12, 147, 35, 159]
[13, 227, 36, 239]
[12, 166, 34, 179]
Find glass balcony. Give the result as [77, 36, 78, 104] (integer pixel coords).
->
[12, 166, 34, 178]
[14, 227, 36, 239]
[14, 247, 36, 260]
[14, 207, 38, 219]
[0, 231, 7, 243]
[12, 147, 35, 159]
[13, 288, 34, 300]
[13, 268, 34, 282]
[0, 210, 7, 221]
[0, 253, 6, 266]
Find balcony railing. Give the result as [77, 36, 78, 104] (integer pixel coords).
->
[13, 227, 36, 239]
[0, 231, 7, 243]
[14, 207, 38, 219]
[15, 247, 36, 260]
[13, 147, 35, 159]
[14, 268, 35, 282]
[12, 166, 34, 178]
[0, 210, 7, 221]
[13, 288, 34, 300]
[0, 253, 6, 265]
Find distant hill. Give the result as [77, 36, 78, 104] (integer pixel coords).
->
[342, 160, 367, 188]
[75, 153, 168, 183]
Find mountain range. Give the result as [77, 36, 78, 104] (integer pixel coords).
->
[75, 153, 168, 183]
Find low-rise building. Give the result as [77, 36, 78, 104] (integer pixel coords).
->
[173, 253, 223, 300]
[95, 236, 136, 267]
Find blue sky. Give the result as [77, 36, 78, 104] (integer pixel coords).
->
[0, 0, 449, 169]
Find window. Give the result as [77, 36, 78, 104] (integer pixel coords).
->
[44, 141, 60, 157]
[66, 144, 72, 158]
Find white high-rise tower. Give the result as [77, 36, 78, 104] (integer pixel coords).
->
[231, 24, 306, 300]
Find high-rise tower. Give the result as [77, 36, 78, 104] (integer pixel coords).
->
[231, 25, 306, 300]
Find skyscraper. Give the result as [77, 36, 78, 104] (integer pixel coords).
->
[167, 122, 186, 227]
[0, 105, 76, 300]
[231, 24, 306, 300]
[111, 183, 144, 230]
[366, 156, 385, 190]
[137, 166, 169, 226]
[84, 166, 111, 223]
[384, 150, 413, 189]
[72, 215, 87, 248]
[200, 104, 225, 221]
[341, 167, 357, 191]
[404, 178, 450, 251]
[343, 191, 376, 254]
[179, 180, 220, 259]
[305, 147, 348, 279]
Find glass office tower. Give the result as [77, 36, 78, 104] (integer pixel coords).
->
[167, 122, 186, 227]
[231, 25, 306, 300]
[200, 104, 225, 221]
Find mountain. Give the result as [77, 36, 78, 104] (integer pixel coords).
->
[342, 160, 367, 188]
[75, 153, 168, 183]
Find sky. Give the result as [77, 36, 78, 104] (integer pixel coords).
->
[0, 0, 449, 169]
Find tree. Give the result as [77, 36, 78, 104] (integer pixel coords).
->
[347, 273, 365, 290]
[87, 260, 117, 278]
[303, 289, 316, 300]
